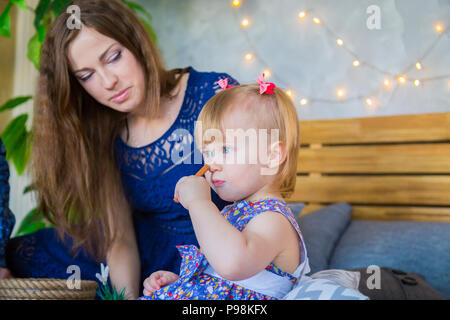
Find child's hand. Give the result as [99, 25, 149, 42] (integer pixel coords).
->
[174, 175, 211, 210]
[142, 270, 179, 296]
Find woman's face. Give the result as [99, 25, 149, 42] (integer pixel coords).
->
[67, 27, 146, 113]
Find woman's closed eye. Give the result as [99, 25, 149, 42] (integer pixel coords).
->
[78, 50, 122, 82]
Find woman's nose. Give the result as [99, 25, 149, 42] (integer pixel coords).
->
[100, 69, 118, 90]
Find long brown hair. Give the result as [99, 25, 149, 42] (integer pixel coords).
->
[32, 0, 185, 261]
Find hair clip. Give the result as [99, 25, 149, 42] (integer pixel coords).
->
[256, 74, 276, 94]
[217, 77, 233, 90]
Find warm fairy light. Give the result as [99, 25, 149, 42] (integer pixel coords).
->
[336, 38, 344, 46]
[241, 18, 250, 27]
[232, 0, 240, 7]
[336, 88, 346, 98]
[263, 69, 271, 78]
[298, 11, 306, 19]
[300, 98, 308, 105]
[313, 17, 321, 24]
[352, 60, 360, 67]
[286, 90, 294, 98]
[435, 23, 443, 33]
[397, 75, 407, 84]
[415, 62, 422, 70]
[384, 79, 391, 88]
[366, 98, 373, 106]
[244, 53, 253, 61]
[414, 79, 421, 87]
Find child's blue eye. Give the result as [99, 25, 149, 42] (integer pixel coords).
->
[223, 147, 232, 154]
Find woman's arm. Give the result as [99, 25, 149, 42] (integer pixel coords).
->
[106, 207, 140, 300]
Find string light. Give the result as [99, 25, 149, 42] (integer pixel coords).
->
[232, 0, 241, 7]
[286, 90, 294, 98]
[232, 6, 450, 109]
[241, 18, 250, 27]
[300, 98, 308, 106]
[336, 88, 346, 98]
[397, 75, 407, 84]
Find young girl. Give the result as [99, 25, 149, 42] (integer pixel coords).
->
[139, 76, 310, 300]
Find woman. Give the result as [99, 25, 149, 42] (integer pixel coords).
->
[5, 0, 238, 299]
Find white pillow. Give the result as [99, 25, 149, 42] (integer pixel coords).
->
[283, 273, 369, 300]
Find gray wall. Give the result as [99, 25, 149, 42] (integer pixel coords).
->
[140, 0, 450, 120]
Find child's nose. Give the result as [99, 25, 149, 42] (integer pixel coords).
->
[208, 161, 222, 172]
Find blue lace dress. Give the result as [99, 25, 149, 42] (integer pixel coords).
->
[5, 67, 239, 295]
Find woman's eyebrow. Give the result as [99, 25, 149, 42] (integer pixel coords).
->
[73, 42, 117, 73]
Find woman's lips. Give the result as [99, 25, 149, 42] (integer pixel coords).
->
[111, 87, 131, 103]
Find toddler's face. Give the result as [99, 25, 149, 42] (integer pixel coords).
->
[201, 109, 274, 202]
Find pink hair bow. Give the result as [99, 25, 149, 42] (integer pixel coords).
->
[217, 77, 233, 90]
[256, 74, 276, 94]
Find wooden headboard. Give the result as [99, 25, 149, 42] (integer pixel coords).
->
[290, 112, 450, 222]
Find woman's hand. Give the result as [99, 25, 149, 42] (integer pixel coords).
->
[174, 175, 211, 210]
[0, 267, 13, 279]
[142, 270, 179, 296]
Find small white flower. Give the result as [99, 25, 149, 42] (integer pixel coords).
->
[95, 263, 109, 285]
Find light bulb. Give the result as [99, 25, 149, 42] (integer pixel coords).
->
[244, 53, 253, 61]
[435, 23, 443, 33]
[298, 11, 306, 19]
[286, 90, 293, 98]
[241, 18, 250, 27]
[313, 17, 321, 24]
[415, 62, 422, 70]
[384, 79, 391, 88]
[366, 98, 373, 106]
[397, 75, 407, 84]
[232, 0, 240, 7]
[300, 98, 308, 106]
[262, 69, 271, 78]
[336, 88, 346, 98]
[336, 38, 344, 46]
[414, 79, 420, 87]
[352, 60, 360, 67]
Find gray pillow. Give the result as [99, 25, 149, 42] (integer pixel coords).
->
[329, 220, 450, 299]
[297, 203, 352, 274]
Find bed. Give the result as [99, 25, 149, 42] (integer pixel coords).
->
[287, 111, 450, 299]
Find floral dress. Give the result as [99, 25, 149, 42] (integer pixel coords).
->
[139, 198, 309, 300]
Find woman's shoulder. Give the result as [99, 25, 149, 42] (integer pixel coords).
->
[187, 66, 240, 92]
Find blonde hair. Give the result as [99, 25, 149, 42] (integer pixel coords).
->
[195, 84, 300, 199]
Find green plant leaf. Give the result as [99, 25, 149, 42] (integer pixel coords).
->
[0, 95, 32, 112]
[34, 0, 51, 29]
[23, 183, 36, 194]
[27, 32, 42, 70]
[1, 114, 28, 161]
[11, 129, 30, 174]
[11, 0, 26, 10]
[51, 0, 72, 16]
[0, 2, 13, 38]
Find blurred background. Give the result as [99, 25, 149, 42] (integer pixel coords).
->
[1, 0, 449, 231]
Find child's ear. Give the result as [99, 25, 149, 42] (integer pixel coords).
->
[260, 141, 286, 176]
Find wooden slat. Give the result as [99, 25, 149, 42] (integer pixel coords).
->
[296, 204, 450, 223]
[298, 143, 450, 173]
[292, 176, 450, 205]
[299, 112, 450, 145]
